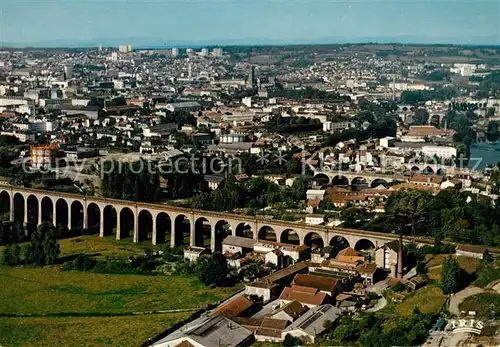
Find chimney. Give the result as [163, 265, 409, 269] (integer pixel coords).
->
[397, 232, 403, 279]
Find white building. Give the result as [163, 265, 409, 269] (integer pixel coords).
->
[305, 214, 325, 225]
[422, 145, 457, 159]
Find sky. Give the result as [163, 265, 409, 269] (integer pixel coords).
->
[1, 0, 499, 47]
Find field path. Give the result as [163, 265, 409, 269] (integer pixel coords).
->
[448, 286, 483, 316]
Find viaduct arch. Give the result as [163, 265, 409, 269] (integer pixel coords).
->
[0, 186, 411, 252]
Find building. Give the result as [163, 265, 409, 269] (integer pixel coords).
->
[171, 47, 179, 57]
[281, 304, 340, 344]
[306, 190, 325, 201]
[118, 45, 133, 53]
[336, 247, 364, 264]
[375, 240, 402, 277]
[279, 285, 330, 308]
[212, 47, 223, 57]
[323, 120, 355, 133]
[269, 301, 308, 322]
[166, 101, 201, 113]
[422, 145, 457, 159]
[151, 314, 254, 347]
[305, 214, 325, 225]
[200, 48, 209, 57]
[292, 274, 338, 296]
[222, 235, 255, 255]
[184, 246, 209, 262]
[204, 175, 225, 190]
[63, 65, 73, 80]
[30, 144, 58, 168]
[455, 244, 486, 259]
[248, 66, 256, 87]
[213, 296, 254, 318]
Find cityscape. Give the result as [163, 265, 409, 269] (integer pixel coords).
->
[0, 1, 500, 347]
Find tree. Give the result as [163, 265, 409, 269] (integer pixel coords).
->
[290, 175, 310, 200]
[282, 334, 301, 347]
[441, 255, 461, 294]
[195, 253, 229, 286]
[29, 223, 60, 267]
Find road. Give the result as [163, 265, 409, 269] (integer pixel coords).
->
[448, 285, 483, 316]
[367, 280, 388, 312]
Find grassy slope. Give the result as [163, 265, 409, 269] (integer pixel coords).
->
[0, 313, 190, 347]
[0, 267, 236, 315]
[0, 235, 240, 346]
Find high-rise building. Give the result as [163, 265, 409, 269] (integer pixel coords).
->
[118, 45, 133, 53]
[212, 47, 223, 57]
[200, 48, 209, 57]
[63, 65, 73, 80]
[186, 48, 194, 56]
[248, 66, 255, 87]
[171, 47, 179, 57]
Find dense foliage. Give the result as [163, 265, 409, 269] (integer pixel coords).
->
[323, 118, 397, 146]
[189, 176, 310, 212]
[441, 255, 462, 294]
[363, 189, 500, 246]
[101, 160, 160, 202]
[322, 310, 433, 347]
[195, 253, 230, 286]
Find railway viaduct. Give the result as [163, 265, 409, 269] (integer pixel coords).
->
[0, 186, 415, 252]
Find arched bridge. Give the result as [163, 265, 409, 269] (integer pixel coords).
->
[0, 186, 415, 252]
[313, 171, 407, 187]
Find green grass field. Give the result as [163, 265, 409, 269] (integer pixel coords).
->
[0, 236, 241, 346]
[0, 313, 190, 347]
[58, 235, 161, 259]
[0, 266, 237, 315]
[395, 285, 446, 316]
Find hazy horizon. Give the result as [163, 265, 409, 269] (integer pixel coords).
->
[1, 0, 499, 48]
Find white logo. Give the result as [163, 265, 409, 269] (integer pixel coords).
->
[449, 319, 484, 335]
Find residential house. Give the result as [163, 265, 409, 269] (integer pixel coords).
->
[279, 285, 330, 308]
[270, 301, 308, 322]
[184, 246, 209, 262]
[222, 236, 256, 255]
[292, 274, 339, 296]
[455, 244, 486, 259]
[281, 304, 340, 344]
[306, 189, 325, 201]
[305, 214, 325, 225]
[375, 240, 403, 277]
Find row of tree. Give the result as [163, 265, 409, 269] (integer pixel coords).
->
[1, 223, 60, 267]
[364, 188, 500, 247]
[188, 176, 310, 212]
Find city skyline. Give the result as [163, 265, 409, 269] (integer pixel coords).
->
[1, 0, 499, 47]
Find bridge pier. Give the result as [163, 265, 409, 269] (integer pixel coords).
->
[9, 193, 14, 222]
[23, 198, 28, 225]
[189, 222, 195, 247]
[82, 203, 88, 230]
[170, 218, 175, 248]
[99, 210, 104, 237]
[133, 211, 139, 243]
[116, 210, 121, 240]
[152, 214, 157, 245]
[210, 225, 215, 252]
[67, 207, 72, 231]
[37, 199, 42, 226]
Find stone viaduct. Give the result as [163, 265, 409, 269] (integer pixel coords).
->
[312, 171, 407, 187]
[0, 186, 415, 253]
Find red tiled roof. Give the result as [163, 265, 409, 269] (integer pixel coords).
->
[279, 285, 329, 306]
[213, 296, 253, 317]
[293, 274, 338, 293]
